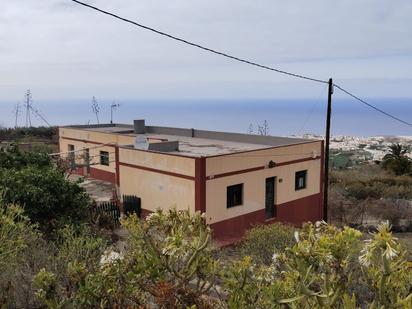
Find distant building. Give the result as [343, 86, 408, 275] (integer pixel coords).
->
[59, 120, 324, 241]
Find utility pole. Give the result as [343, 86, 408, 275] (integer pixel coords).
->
[323, 78, 333, 222]
[24, 89, 32, 127]
[14, 103, 21, 128]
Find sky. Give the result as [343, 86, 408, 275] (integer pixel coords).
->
[1, 0, 412, 102]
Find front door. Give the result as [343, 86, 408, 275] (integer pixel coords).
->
[265, 177, 276, 219]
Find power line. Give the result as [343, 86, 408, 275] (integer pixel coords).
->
[70, 0, 412, 130]
[70, 0, 328, 85]
[29, 105, 51, 127]
[333, 84, 412, 128]
[49, 143, 115, 156]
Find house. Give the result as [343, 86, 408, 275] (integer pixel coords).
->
[58, 120, 324, 240]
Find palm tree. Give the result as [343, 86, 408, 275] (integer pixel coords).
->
[381, 143, 411, 175]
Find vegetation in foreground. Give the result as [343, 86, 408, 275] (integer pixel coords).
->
[1, 207, 411, 308]
[0, 136, 411, 308]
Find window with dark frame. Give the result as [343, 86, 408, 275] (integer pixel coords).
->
[100, 151, 110, 166]
[227, 184, 243, 208]
[295, 170, 307, 190]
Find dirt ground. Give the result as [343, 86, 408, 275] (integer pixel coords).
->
[69, 174, 115, 202]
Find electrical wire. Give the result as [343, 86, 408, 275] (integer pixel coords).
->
[333, 84, 412, 128]
[70, 0, 328, 85]
[297, 84, 328, 135]
[70, 0, 412, 130]
[49, 142, 115, 156]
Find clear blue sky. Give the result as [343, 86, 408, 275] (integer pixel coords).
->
[1, 0, 412, 102]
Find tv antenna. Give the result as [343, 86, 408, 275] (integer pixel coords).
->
[110, 101, 120, 124]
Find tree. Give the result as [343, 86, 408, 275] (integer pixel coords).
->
[381, 143, 411, 175]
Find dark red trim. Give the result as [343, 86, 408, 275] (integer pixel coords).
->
[61, 136, 116, 147]
[206, 140, 322, 158]
[207, 156, 321, 180]
[119, 162, 195, 181]
[89, 167, 116, 184]
[115, 146, 120, 186]
[195, 157, 206, 213]
[211, 192, 322, 242]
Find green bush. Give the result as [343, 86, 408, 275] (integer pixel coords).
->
[241, 223, 295, 265]
[0, 126, 56, 141]
[0, 165, 90, 230]
[0, 144, 51, 169]
[0, 204, 43, 308]
[344, 177, 412, 200]
[29, 210, 412, 309]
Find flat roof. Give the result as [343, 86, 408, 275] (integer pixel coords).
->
[62, 123, 319, 157]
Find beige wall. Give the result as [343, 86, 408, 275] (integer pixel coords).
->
[118, 147, 196, 212]
[59, 128, 135, 173]
[119, 166, 195, 213]
[205, 141, 322, 224]
[119, 147, 195, 178]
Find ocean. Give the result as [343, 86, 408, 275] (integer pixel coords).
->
[1, 98, 411, 137]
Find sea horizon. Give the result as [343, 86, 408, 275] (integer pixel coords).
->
[1, 98, 411, 137]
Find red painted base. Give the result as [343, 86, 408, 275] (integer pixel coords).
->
[140, 208, 152, 219]
[71, 167, 84, 176]
[211, 193, 322, 243]
[89, 167, 116, 184]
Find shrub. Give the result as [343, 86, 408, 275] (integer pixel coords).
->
[0, 165, 90, 230]
[0, 204, 42, 308]
[122, 209, 219, 308]
[0, 205, 38, 273]
[0, 144, 51, 169]
[33, 209, 221, 308]
[241, 223, 295, 265]
[32, 224, 111, 309]
[224, 222, 412, 308]
[0, 126, 56, 141]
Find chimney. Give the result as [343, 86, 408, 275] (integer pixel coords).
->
[133, 119, 146, 134]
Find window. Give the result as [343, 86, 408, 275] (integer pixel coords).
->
[295, 170, 307, 190]
[100, 151, 110, 166]
[227, 184, 243, 208]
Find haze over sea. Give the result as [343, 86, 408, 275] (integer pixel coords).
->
[0, 98, 411, 137]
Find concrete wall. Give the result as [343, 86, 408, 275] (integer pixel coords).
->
[204, 141, 322, 225]
[118, 147, 196, 213]
[59, 127, 135, 180]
